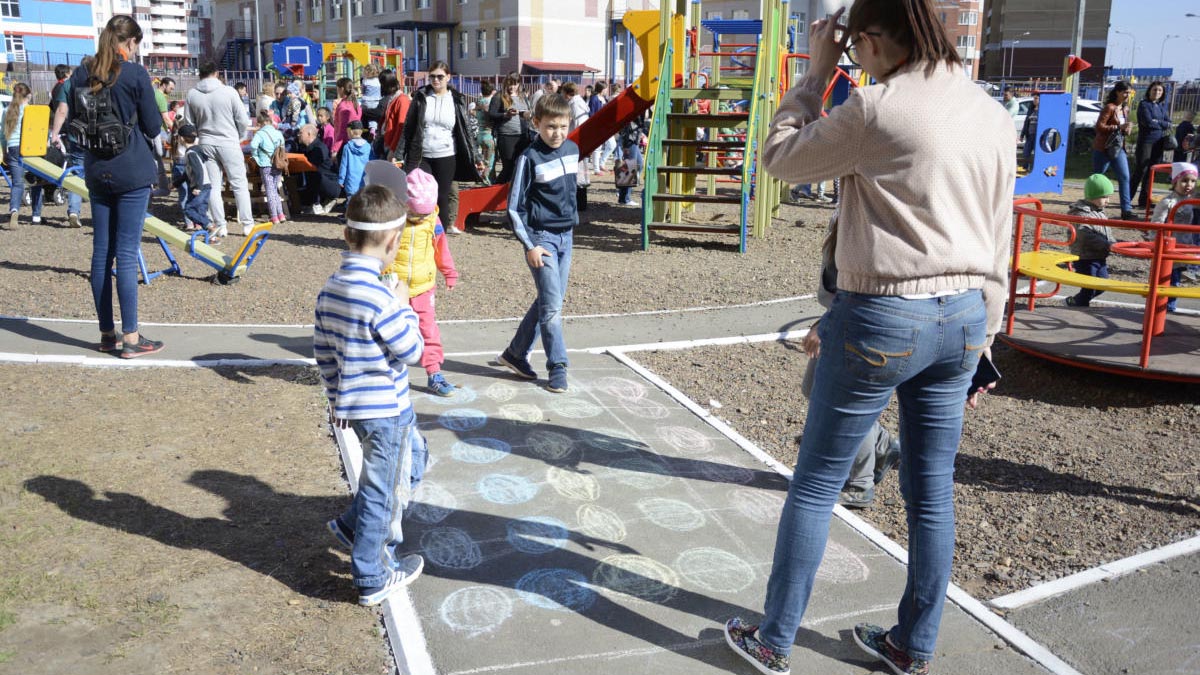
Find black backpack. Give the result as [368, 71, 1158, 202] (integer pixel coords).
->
[68, 78, 136, 160]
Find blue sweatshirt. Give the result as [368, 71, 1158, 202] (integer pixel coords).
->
[66, 59, 161, 195]
[338, 138, 372, 195]
[507, 137, 579, 251]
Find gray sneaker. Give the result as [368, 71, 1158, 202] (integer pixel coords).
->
[874, 439, 901, 485]
[358, 555, 423, 606]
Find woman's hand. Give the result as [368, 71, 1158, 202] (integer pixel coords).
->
[966, 348, 996, 410]
[808, 8, 850, 84]
[802, 327, 821, 359]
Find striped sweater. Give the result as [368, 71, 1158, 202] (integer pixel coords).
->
[313, 252, 424, 420]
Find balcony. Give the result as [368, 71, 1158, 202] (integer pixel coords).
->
[152, 18, 188, 32]
[153, 32, 189, 45]
[149, 4, 187, 16]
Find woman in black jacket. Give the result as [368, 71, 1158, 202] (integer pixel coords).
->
[1133, 81, 1171, 208]
[488, 74, 531, 185]
[67, 15, 164, 358]
[395, 61, 484, 234]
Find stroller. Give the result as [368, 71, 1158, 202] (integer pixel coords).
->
[23, 143, 71, 207]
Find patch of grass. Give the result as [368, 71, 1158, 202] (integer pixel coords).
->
[0, 648, 15, 664]
[0, 608, 14, 632]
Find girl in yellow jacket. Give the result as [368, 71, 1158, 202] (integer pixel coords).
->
[385, 168, 460, 396]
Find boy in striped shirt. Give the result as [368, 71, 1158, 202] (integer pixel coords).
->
[314, 182, 427, 607]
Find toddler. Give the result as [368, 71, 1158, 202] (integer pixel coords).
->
[1150, 162, 1197, 312]
[338, 120, 372, 198]
[250, 109, 287, 224]
[1066, 174, 1117, 308]
[361, 63, 382, 111]
[173, 125, 216, 239]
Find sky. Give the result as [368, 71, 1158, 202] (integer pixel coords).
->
[1107, 0, 1200, 81]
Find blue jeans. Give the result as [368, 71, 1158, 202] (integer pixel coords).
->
[66, 146, 84, 216]
[183, 185, 212, 229]
[1071, 258, 1108, 306]
[340, 412, 417, 587]
[171, 161, 187, 213]
[508, 229, 573, 371]
[758, 290, 987, 661]
[1091, 149, 1132, 214]
[617, 144, 643, 204]
[7, 146, 44, 217]
[90, 186, 150, 335]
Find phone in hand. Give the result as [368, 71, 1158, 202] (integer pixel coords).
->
[967, 354, 1001, 400]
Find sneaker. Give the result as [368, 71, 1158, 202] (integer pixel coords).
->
[322, 199, 339, 214]
[67, 213, 81, 228]
[813, 194, 833, 204]
[619, 200, 640, 207]
[326, 518, 354, 550]
[724, 617, 790, 675]
[98, 334, 123, 353]
[216, 225, 228, 238]
[852, 623, 930, 675]
[8, 211, 18, 228]
[243, 224, 257, 236]
[31, 216, 41, 224]
[358, 555, 424, 606]
[311, 203, 325, 215]
[120, 335, 165, 359]
[874, 439, 901, 485]
[1121, 211, 1141, 222]
[547, 366, 568, 393]
[428, 373, 457, 397]
[1065, 296, 1088, 308]
[496, 350, 537, 380]
[446, 225, 464, 235]
[839, 487, 875, 509]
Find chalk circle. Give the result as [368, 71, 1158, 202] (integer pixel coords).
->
[608, 456, 676, 490]
[440, 586, 513, 637]
[547, 466, 600, 502]
[409, 481, 458, 524]
[619, 396, 671, 420]
[423, 385, 478, 406]
[421, 527, 483, 570]
[438, 408, 489, 432]
[497, 403, 543, 426]
[637, 498, 707, 532]
[579, 427, 643, 454]
[674, 547, 755, 593]
[657, 426, 715, 456]
[515, 568, 596, 612]
[730, 488, 785, 524]
[594, 376, 648, 402]
[526, 430, 577, 462]
[576, 504, 627, 543]
[592, 554, 679, 604]
[478, 473, 540, 505]
[816, 540, 870, 584]
[506, 516, 569, 555]
[484, 381, 518, 403]
[451, 437, 512, 464]
[547, 396, 604, 419]
[699, 462, 756, 485]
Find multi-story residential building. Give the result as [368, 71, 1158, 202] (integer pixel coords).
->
[935, 1, 983, 80]
[90, 0, 213, 71]
[0, 0, 97, 67]
[979, 0, 1110, 82]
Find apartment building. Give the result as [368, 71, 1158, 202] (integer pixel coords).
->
[0, 0, 96, 67]
[89, 0, 214, 71]
[979, 0, 1110, 82]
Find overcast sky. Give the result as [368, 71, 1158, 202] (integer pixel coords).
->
[1107, 0, 1199, 81]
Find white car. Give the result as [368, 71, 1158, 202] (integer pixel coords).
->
[1013, 97, 1102, 135]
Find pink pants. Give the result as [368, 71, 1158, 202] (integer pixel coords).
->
[410, 289, 443, 375]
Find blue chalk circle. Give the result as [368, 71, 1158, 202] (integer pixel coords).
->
[452, 437, 512, 464]
[438, 408, 489, 432]
[420, 527, 484, 570]
[515, 568, 596, 612]
[506, 516, 569, 554]
[424, 385, 478, 406]
[478, 474, 539, 505]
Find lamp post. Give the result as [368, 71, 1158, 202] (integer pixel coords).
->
[1008, 41, 1020, 78]
[253, 0, 263, 94]
[1005, 31, 1030, 81]
[1114, 29, 1136, 80]
[1159, 34, 1179, 69]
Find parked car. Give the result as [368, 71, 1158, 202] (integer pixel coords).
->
[1013, 97, 1102, 135]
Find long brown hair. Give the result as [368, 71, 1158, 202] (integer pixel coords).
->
[499, 74, 521, 109]
[846, 0, 961, 76]
[336, 77, 360, 113]
[3, 82, 31, 141]
[91, 15, 143, 93]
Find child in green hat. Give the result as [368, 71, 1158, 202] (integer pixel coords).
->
[1066, 174, 1118, 307]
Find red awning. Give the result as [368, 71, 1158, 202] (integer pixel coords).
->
[521, 60, 601, 74]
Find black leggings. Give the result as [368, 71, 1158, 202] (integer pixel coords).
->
[422, 155, 459, 230]
[495, 133, 523, 185]
[1132, 137, 1168, 206]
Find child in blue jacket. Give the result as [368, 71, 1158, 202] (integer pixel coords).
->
[339, 119, 372, 198]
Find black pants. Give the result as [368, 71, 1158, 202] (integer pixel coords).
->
[422, 155, 459, 231]
[1132, 137, 1168, 207]
[495, 133, 523, 185]
[302, 172, 340, 207]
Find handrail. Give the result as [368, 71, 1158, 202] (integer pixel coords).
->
[642, 38, 675, 250]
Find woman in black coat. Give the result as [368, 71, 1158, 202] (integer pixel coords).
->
[394, 61, 485, 234]
[1133, 81, 1171, 208]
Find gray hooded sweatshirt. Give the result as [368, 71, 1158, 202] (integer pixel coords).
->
[184, 77, 249, 146]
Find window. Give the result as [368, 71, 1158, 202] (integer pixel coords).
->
[0, 0, 20, 18]
[311, 0, 322, 22]
[957, 35, 976, 49]
[614, 39, 625, 63]
[958, 11, 977, 26]
[792, 12, 805, 34]
[330, 0, 341, 20]
[4, 34, 25, 61]
[731, 10, 749, 20]
[418, 31, 427, 61]
[939, 12, 946, 24]
[495, 26, 508, 57]
[459, 30, 469, 58]
[476, 29, 486, 57]
[352, 0, 362, 17]
[373, 0, 382, 13]
[295, 0, 304, 22]
[394, 0, 404, 9]
[417, 0, 429, 8]
[276, 0, 285, 25]
[706, 11, 722, 20]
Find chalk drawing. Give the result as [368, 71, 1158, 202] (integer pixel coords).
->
[618, 396, 671, 420]
[547, 396, 604, 419]
[497, 403, 543, 426]
[730, 488, 785, 524]
[421, 527, 484, 570]
[636, 498, 707, 532]
[526, 430, 578, 462]
[698, 462, 756, 485]
[409, 481, 458, 524]
[815, 539, 870, 584]
[505, 516, 569, 555]
[594, 376, 648, 401]
[438, 408, 489, 432]
[675, 547, 755, 593]
[576, 503, 627, 543]
[451, 437, 512, 464]
[485, 381, 518, 403]
[547, 466, 601, 502]
[478, 474, 540, 505]
[657, 426, 715, 456]
[593, 554, 679, 604]
[423, 385, 478, 406]
[608, 456, 676, 490]
[579, 427, 643, 454]
[440, 586, 514, 637]
[515, 568, 596, 612]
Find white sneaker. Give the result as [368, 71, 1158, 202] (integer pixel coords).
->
[7, 211, 17, 228]
[67, 213, 81, 228]
[31, 216, 41, 224]
[311, 203, 325, 215]
[358, 555, 424, 606]
[243, 224, 256, 236]
[447, 225, 464, 235]
[216, 225, 228, 237]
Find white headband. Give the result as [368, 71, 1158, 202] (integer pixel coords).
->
[346, 217, 404, 231]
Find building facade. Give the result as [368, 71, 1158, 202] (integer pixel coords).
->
[87, 0, 213, 71]
[935, 0, 983, 80]
[979, 0, 1110, 82]
[1, 0, 96, 67]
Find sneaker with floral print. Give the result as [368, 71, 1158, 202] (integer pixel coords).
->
[852, 623, 930, 675]
[724, 617, 790, 675]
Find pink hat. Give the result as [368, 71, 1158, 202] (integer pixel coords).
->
[1171, 162, 1198, 182]
[406, 168, 439, 215]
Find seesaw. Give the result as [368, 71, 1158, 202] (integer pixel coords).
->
[18, 105, 272, 284]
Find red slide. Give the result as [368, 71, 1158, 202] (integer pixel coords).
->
[455, 86, 654, 230]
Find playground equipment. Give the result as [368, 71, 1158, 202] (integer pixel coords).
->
[1014, 91, 1070, 196]
[1003, 197, 1200, 382]
[17, 105, 274, 285]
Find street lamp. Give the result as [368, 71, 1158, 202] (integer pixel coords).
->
[1114, 29, 1136, 79]
[1008, 41, 1021, 78]
[253, 0, 263, 96]
[1004, 31, 1030, 82]
[1160, 35, 1179, 69]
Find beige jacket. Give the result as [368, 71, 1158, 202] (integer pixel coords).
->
[763, 63, 1016, 343]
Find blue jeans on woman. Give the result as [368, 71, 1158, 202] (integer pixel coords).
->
[90, 186, 151, 335]
[757, 290, 987, 662]
[7, 146, 44, 218]
[1092, 148, 1132, 215]
[507, 229, 573, 371]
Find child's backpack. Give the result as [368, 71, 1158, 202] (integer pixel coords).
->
[67, 80, 136, 160]
[614, 158, 639, 188]
[271, 135, 290, 176]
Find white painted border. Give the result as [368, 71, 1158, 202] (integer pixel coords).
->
[0, 352, 316, 368]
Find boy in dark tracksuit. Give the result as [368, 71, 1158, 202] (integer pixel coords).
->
[495, 94, 579, 394]
[173, 125, 214, 237]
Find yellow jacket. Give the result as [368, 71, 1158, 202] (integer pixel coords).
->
[384, 210, 458, 296]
